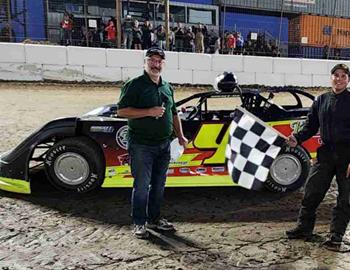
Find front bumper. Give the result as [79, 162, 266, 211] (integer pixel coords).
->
[0, 152, 30, 194]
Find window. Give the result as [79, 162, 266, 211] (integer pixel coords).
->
[49, 0, 84, 13]
[157, 5, 185, 23]
[122, 2, 153, 21]
[188, 8, 215, 25]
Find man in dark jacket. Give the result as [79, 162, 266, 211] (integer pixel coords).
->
[286, 63, 350, 250]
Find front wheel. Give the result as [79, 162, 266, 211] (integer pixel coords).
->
[44, 137, 105, 193]
[265, 145, 310, 193]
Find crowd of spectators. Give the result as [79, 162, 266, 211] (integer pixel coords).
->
[58, 13, 281, 57]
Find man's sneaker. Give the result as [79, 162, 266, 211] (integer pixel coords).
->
[146, 218, 175, 231]
[133, 224, 149, 239]
[322, 233, 343, 249]
[286, 227, 313, 239]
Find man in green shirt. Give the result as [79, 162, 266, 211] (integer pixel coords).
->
[117, 47, 188, 239]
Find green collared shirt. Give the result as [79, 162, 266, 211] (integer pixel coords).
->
[117, 71, 177, 145]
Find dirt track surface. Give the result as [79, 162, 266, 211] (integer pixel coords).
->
[0, 83, 349, 270]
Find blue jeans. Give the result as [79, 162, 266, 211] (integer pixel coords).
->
[123, 31, 133, 49]
[129, 140, 170, 225]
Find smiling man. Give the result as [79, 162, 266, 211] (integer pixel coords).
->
[117, 47, 188, 239]
[286, 63, 350, 250]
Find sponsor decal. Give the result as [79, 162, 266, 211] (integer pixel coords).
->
[45, 145, 66, 167]
[179, 168, 190, 174]
[290, 120, 305, 133]
[116, 126, 128, 150]
[196, 167, 207, 173]
[212, 167, 225, 173]
[90, 126, 114, 133]
[323, 26, 332, 36]
[117, 153, 129, 165]
[77, 173, 98, 193]
[171, 161, 188, 165]
[107, 168, 116, 176]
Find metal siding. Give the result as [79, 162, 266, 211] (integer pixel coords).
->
[258, 0, 283, 11]
[218, 0, 350, 18]
[8, 0, 25, 42]
[288, 45, 349, 59]
[223, 12, 288, 42]
[336, 0, 350, 18]
[25, 0, 46, 41]
[297, 15, 350, 48]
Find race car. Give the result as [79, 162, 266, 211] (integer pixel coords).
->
[0, 74, 320, 194]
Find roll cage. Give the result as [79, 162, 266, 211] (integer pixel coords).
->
[176, 87, 315, 122]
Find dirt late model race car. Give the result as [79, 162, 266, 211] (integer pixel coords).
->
[0, 83, 320, 195]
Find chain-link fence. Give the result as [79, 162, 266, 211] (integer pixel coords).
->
[1, 0, 350, 60]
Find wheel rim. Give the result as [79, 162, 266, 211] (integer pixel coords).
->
[54, 152, 90, 186]
[270, 154, 302, 186]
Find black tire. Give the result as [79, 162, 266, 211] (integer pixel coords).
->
[265, 145, 310, 193]
[44, 137, 105, 193]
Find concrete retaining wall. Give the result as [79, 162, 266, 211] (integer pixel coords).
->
[0, 42, 347, 87]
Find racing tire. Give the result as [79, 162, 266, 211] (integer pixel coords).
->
[44, 137, 105, 193]
[265, 145, 310, 193]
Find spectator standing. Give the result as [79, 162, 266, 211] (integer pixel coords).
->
[132, 20, 143, 50]
[91, 27, 101, 47]
[169, 27, 175, 51]
[0, 22, 15, 42]
[60, 12, 73, 46]
[195, 24, 204, 53]
[183, 27, 195, 52]
[236, 32, 244, 54]
[99, 22, 106, 46]
[226, 33, 236, 55]
[123, 15, 133, 49]
[142, 20, 153, 49]
[203, 25, 210, 53]
[323, 45, 330, 59]
[271, 41, 280, 57]
[214, 36, 221, 54]
[174, 22, 185, 52]
[105, 20, 116, 47]
[117, 47, 188, 239]
[157, 25, 166, 50]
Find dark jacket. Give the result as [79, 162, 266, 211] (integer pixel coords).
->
[294, 89, 350, 147]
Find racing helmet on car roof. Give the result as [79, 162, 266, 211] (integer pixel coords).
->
[213, 72, 238, 92]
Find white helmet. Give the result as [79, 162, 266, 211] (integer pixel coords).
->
[214, 72, 238, 92]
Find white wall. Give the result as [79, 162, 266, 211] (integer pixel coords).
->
[0, 42, 348, 87]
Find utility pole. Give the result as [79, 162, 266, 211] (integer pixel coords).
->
[84, 0, 89, 47]
[6, 0, 12, 41]
[116, 0, 122, 48]
[165, 0, 170, 50]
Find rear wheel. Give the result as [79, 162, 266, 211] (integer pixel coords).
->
[44, 137, 105, 193]
[265, 145, 310, 193]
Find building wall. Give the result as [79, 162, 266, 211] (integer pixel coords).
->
[0, 0, 46, 42]
[222, 12, 288, 42]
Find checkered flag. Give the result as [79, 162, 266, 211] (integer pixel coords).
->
[225, 107, 286, 190]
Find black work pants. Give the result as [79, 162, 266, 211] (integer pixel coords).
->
[297, 145, 350, 236]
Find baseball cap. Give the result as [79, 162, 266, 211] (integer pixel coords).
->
[331, 63, 350, 75]
[145, 47, 165, 60]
